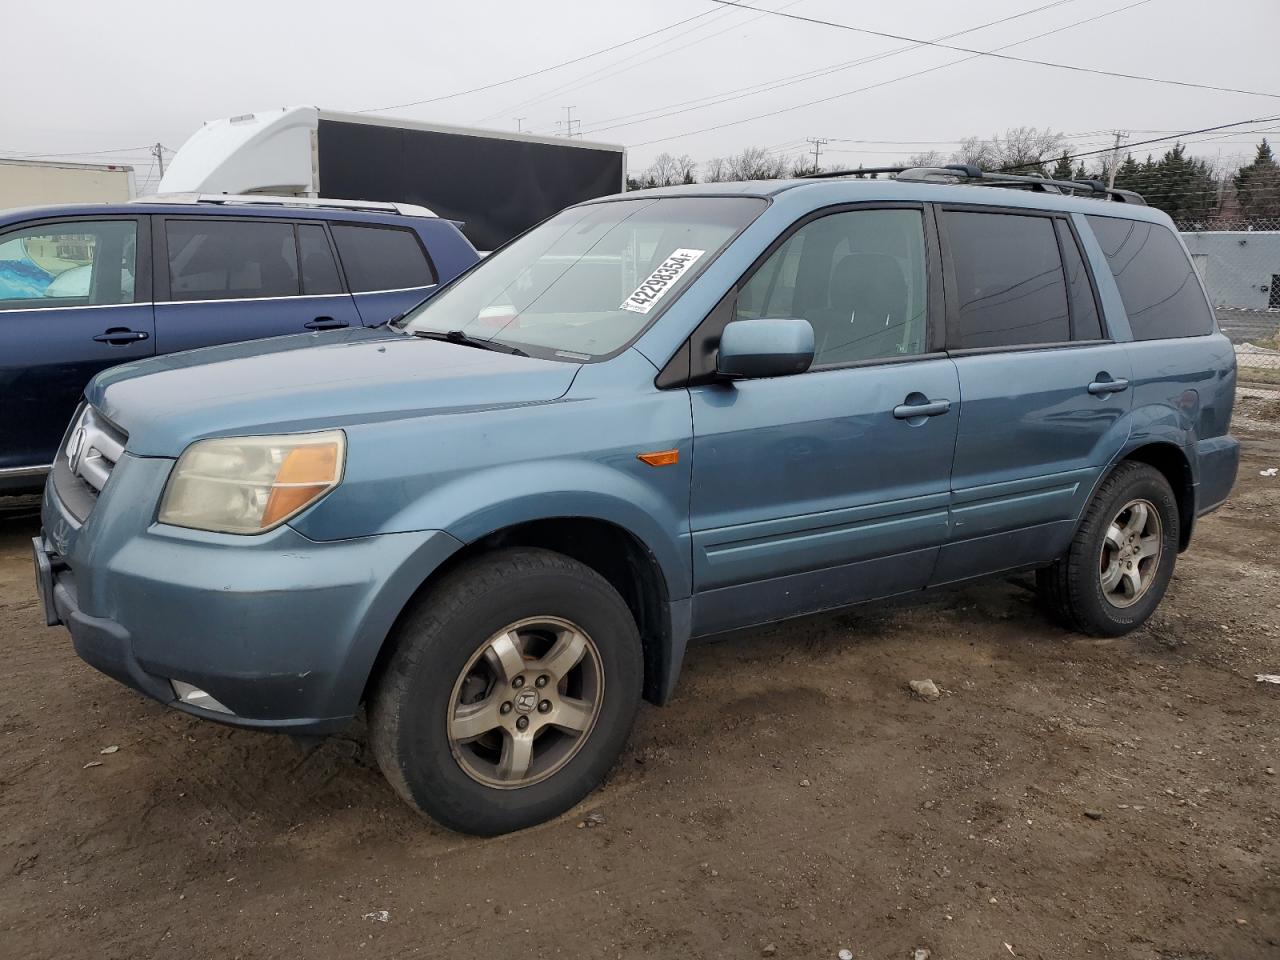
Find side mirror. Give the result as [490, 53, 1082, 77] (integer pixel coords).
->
[716, 318, 815, 380]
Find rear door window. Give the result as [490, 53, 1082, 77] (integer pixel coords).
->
[297, 223, 343, 295]
[330, 224, 435, 292]
[166, 220, 299, 301]
[1056, 220, 1103, 341]
[1086, 216, 1213, 339]
[944, 211, 1070, 349]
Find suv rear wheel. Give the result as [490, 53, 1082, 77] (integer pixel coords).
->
[1037, 461, 1180, 636]
[369, 547, 643, 835]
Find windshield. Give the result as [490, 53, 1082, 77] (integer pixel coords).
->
[397, 196, 766, 360]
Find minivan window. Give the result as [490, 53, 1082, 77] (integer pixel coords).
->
[0, 220, 136, 309]
[945, 211, 1069, 349]
[331, 224, 435, 292]
[1086, 216, 1213, 340]
[737, 208, 928, 365]
[297, 223, 343, 295]
[398, 197, 767, 361]
[1056, 220, 1103, 341]
[167, 220, 299, 301]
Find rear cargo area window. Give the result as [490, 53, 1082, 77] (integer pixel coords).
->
[1085, 216, 1213, 340]
[944, 211, 1069, 349]
[166, 220, 299, 301]
[331, 225, 435, 292]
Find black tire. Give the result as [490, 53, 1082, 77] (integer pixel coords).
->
[369, 547, 643, 836]
[1037, 462, 1180, 637]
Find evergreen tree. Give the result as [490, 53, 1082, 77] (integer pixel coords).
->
[1051, 152, 1074, 181]
[1112, 145, 1218, 221]
[1233, 139, 1280, 219]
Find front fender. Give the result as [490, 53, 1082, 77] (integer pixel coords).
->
[403, 459, 693, 599]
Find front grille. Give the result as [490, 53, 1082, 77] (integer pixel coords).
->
[53, 405, 129, 521]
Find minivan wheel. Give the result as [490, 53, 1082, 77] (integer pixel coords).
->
[369, 548, 643, 835]
[1037, 462, 1179, 637]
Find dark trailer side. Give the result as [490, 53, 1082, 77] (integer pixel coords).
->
[158, 107, 627, 251]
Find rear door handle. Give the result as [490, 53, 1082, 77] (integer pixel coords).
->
[1088, 377, 1130, 395]
[305, 316, 348, 330]
[893, 398, 951, 419]
[93, 328, 150, 345]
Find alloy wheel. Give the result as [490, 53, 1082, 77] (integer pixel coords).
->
[446, 616, 603, 789]
[1099, 498, 1163, 608]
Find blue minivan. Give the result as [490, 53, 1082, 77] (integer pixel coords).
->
[0, 194, 478, 494]
[34, 168, 1239, 835]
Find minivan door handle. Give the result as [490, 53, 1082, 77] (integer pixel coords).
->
[304, 316, 348, 330]
[1088, 377, 1130, 396]
[93, 328, 150, 345]
[893, 397, 952, 419]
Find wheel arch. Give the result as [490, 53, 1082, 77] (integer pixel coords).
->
[363, 514, 686, 709]
[1114, 441, 1196, 551]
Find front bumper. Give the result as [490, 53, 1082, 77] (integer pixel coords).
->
[40, 453, 462, 734]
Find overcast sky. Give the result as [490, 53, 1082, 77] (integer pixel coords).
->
[5, 0, 1278, 192]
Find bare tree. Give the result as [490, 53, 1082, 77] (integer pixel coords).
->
[728, 146, 791, 181]
[951, 127, 1066, 174]
[644, 152, 698, 186]
[906, 150, 945, 168]
[702, 156, 732, 182]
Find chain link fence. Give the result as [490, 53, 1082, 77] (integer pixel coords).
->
[1176, 219, 1280, 384]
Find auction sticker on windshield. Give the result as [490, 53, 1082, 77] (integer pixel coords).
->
[620, 249, 706, 315]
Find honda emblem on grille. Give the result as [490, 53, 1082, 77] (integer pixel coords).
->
[67, 426, 87, 474]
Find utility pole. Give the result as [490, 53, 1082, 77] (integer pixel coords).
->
[1106, 130, 1128, 190]
[556, 106, 580, 139]
[806, 137, 828, 173]
[152, 142, 166, 178]
[514, 117, 525, 133]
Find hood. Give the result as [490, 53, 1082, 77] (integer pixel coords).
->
[88, 327, 581, 457]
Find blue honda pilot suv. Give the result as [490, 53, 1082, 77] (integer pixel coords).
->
[34, 168, 1239, 835]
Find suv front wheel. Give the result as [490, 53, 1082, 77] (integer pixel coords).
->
[370, 548, 643, 835]
[1037, 461, 1180, 636]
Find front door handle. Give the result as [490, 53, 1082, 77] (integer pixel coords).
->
[893, 398, 951, 419]
[305, 316, 348, 330]
[93, 328, 150, 345]
[1088, 377, 1130, 396]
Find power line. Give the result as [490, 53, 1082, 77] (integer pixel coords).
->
[583, 0, 1080, 136]
[5, 144, 153, 159]
[708, 1, 1280, 101]
[630, 0, 1150, 148]
[353, 10, 719, 114]
[480, 1, 762, 125]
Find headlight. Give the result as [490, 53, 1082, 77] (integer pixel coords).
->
[158, 431, 345, 534]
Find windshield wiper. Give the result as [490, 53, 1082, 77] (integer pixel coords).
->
[409, 329, 528, 357]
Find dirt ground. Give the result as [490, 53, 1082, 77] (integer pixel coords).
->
[2, 396, 1278, 960]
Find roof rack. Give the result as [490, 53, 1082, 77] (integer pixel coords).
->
[131, 193, 439, 217]
[801, 164, 1145, 204]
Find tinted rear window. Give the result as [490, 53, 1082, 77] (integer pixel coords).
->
[944, 211, 1070, 349]
[1056, 220, 1103, 340]
[1086, 216, 1213, 340]
[331, 225, 435, 292]
[297, 223, 342, 295]
[167, 220, 299, 301]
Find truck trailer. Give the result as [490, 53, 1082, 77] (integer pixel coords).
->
[0, 158, 136, 210]
[158, 107, 626, 251]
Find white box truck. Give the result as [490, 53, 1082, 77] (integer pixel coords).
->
[159, 107, 627, 251]
[0, 159, 136, 210]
